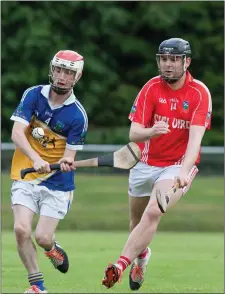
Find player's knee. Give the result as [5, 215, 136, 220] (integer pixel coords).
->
[145, 201, 164, 220]
[34, 232, 52, 248]
[14, 223, 31, 244]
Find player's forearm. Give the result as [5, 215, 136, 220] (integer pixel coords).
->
[181, 126, 206, 174]
[11, 131, 41, 162]
[181, 140, 201, 174]
[129, 126, 154, 142]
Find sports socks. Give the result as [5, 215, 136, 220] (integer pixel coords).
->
[116, 255, 131, 272]
[28, 272, 46, 291]
[115, 248, 148, 272]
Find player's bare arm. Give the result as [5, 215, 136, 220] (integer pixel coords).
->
[129, 121, 170, 142]
[11, 121, 51, 173]
[178, 125, 206, 187]
[58, 149, 77, 172]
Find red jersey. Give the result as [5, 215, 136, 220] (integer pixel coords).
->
[129, 71, 212, 167]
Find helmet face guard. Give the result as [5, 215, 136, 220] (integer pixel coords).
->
[49, 50, 84, 95]
[156, 38, 192, 84]
[156, 54, 187, 84]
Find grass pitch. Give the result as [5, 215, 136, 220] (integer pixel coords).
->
[2, 231, 223, 293]
[1, 173, 224, 292]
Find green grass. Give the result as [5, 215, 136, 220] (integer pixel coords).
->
[2, 231, 223, 293]
[2, 174, 224, 292]
[2, 173, 224, 231]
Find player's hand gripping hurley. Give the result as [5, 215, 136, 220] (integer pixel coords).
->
[21, 142, 141, 179]
[156, 178, 181, 213]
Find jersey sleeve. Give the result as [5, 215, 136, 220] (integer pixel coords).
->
[191, 85, 212, 130]
[66, 113, 88, 151]
[128, 81, 155, 127]
[10, 87, 37, 126]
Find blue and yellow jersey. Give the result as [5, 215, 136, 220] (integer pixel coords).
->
[10, 85, 88, 191]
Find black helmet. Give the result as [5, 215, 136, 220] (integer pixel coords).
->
[158, 38, 192, 57]
[156, 38, 192, 84]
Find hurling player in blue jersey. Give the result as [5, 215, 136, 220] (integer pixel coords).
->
[10, 50, 88, 293]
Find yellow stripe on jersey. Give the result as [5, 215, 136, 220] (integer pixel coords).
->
[11, 116, 66, 181]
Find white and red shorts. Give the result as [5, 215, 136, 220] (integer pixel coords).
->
[128, 162, 198, 197]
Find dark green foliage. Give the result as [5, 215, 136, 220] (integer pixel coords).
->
[2, 1, 224, 144]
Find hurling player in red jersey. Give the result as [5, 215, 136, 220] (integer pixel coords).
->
[102, 38, 212, 290]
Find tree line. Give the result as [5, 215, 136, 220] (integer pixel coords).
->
[2, 1, 224, 145]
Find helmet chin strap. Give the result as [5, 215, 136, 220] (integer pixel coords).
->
[51, 84, 71, 95]
[49, 75, 74, 95]
[161, 71, 185, 84]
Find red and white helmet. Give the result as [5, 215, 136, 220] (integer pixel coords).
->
[49, 50, 84, 94]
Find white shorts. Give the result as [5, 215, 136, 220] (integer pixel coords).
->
[11, 181, 74, 220]
[128, 162, 198, 197]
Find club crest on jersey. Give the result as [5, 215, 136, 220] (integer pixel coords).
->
[206, 111, 211, 120]
[54, 121, 65, 133]
[81, 130, 87, 139]
[14, 102, 24, 116]
[17, 102, 23, 112]
[76, 130, 87, 145]
[131, 105, 136, 113]
[183, 101, 189, 113]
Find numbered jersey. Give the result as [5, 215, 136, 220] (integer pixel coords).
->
[129, 71, 212, 167]
[10, 85, 88, 191]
